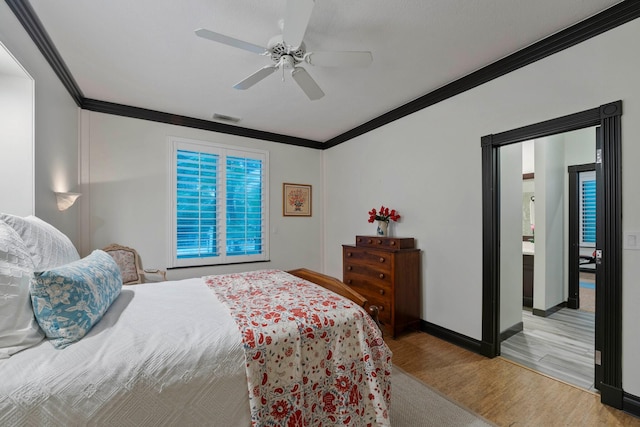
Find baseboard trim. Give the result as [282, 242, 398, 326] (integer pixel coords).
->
[420, 321, 640, 416]
[623, 392, 640, 417]
[420, 320, 483, 355]
[532, 302, 567, 318]
[500, 321, 523, 342]
[600, 382, 623, 409]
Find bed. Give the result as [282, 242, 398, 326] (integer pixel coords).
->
[0, 214, 391, 426]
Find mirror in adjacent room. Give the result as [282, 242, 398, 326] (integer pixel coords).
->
[522, 178, 535, 242]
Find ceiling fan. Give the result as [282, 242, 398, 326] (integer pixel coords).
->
[195, 0, 373, 100]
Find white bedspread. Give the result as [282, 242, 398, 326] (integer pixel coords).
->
[0, 278, 251, 426]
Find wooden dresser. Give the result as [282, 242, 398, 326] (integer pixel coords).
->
[342, 236, 420, 338]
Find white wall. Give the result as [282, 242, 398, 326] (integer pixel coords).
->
[562, 127, 596, 295]
[522, 140, 535, 175]
[564, 127, 596, 167]
[499, 143, 523, 333]
[80, 111, 324, 280]
[534, 135, 565, 311]
[0, 47, 33, 216]
[0, 2, 80, 243]
[323, 18, 640, 395]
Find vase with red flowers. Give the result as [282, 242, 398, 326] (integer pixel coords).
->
[368, 205, 400, 236]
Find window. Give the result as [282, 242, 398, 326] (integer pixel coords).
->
[579, 171, 596, 246]
[169, 138, 268, 267]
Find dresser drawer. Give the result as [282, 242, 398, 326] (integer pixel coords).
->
[355, 236, 415, 250]
[363, 295, 391, 324]
[343, 275, 391, 323]
[372, 302, 391, 325]
[343, 248, 393, 272]
[343, 263, 393, 287]
[343, 272, 391, 295]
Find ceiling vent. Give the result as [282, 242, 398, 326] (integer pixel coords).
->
[212, 113, 241, 123]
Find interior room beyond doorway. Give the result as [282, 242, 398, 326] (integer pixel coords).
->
[499, 127, 597, 392]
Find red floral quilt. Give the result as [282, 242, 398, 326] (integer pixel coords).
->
[204, 269, 392, 426]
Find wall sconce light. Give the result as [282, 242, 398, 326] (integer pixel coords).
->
[55, 192, 81, 211]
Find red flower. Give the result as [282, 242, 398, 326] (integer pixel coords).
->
[243, 329, 256, 348]
[287, 409, 304, 427]
[322, 392, 337, 413]
[335, 376, 351, 392]
[367, 205, 401, 222]
[349, 384, 361, 405]
[367, 209, 377, 223]
[270, 400, 290, 420]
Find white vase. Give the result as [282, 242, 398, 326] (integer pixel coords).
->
[376, 220, 389, 236]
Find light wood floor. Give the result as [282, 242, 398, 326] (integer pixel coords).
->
[387, 331, 640, 426]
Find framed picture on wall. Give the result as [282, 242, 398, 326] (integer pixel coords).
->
[283, 183, 312, 216]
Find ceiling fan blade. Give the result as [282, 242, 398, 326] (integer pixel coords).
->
[195, 28, 267, 55]
[291, 67, 324, 100]
[233, 65, 278, 90]
[305, 51, 373, 68]
[282, 0, 315, 49]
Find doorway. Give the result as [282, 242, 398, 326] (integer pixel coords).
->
[568, 163, 597, 312]
[498, 129, 597, 391]
[480, 101, 623, 409]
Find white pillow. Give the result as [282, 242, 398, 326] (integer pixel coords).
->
[0, 221, 44, 358]
[0, 213, 80, 271]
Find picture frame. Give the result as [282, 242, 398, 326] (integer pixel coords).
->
[283, 183, 312, 216]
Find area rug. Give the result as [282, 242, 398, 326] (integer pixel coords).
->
[392, 366, 495, 426]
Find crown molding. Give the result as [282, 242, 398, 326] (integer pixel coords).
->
[82, 99, 323, 149]
[324, 1, 640, 148]
[5, 0, 83, 106]
[7, 0, 640, 149]
[5, 0, 322, 149]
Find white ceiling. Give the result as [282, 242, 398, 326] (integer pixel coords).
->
[28, 0, 622, 142]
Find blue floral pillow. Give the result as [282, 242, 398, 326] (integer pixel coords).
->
[30, 250, 122, 349]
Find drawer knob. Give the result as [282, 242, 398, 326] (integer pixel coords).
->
[376, 239, 382, 244]
[379, 289, 385, 295]
[379, 273, 385, 279]
[390, 240, 396, 246]
[347, 266, 352, 271]
[367, 239, 373, 244]
[347, 279, 352, 284]
[347, 252, 352, 257]
[379, 257, 385, 263]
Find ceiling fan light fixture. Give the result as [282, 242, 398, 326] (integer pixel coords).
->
[281, 55, 296, 69]
[195, 0, 371, 102]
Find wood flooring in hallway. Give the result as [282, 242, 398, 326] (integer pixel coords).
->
[387, 331, 640, 426]
[500, 308, 595, 391]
